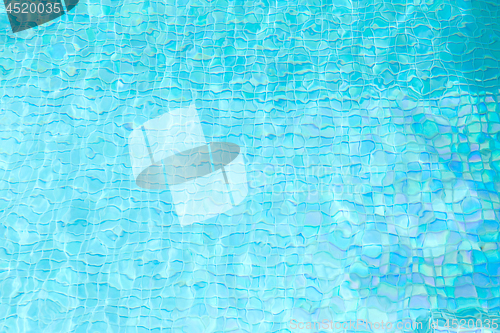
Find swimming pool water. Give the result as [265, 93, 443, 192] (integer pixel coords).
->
[0, 0, 500, 332]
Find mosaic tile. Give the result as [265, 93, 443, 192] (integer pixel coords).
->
[1, 0, 500, 332]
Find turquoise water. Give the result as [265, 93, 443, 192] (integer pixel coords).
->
[1, 0, 500, 332]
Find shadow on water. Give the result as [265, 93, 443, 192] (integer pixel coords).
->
[4, 0, 79, 33]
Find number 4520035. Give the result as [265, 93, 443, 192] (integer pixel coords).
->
[6, 2, 62, 14]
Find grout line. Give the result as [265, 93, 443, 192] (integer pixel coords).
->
[60, 0, 67, 13]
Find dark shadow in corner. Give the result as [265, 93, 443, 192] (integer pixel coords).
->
[4, 0, 79, 33]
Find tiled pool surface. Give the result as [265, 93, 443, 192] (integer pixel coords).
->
[1, 0, 500, 332]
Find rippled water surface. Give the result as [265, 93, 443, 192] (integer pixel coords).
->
[1, 0, 500, 332]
